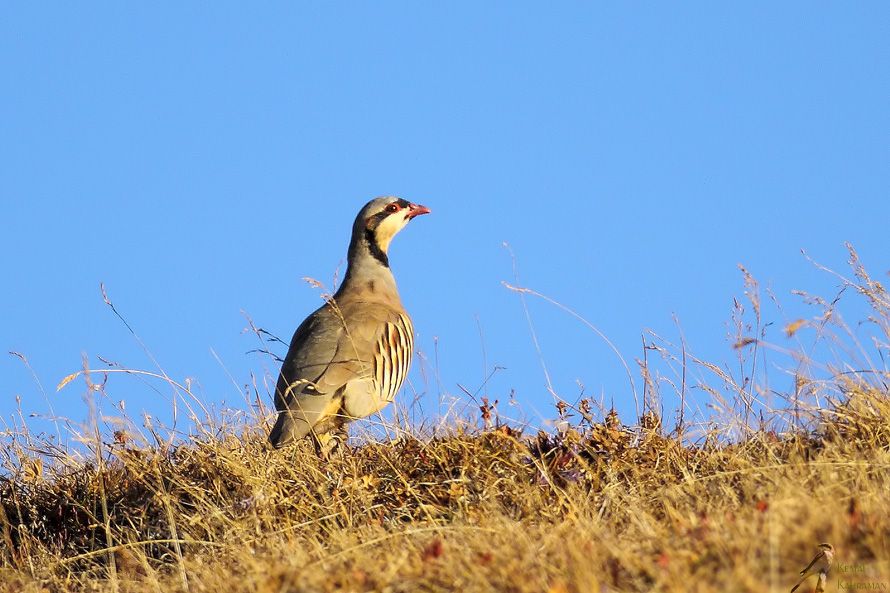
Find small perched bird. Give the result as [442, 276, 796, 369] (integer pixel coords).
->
[791, 543, 834, 593]
[269, 197, 430, 455]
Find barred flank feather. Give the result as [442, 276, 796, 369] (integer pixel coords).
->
[374, 314, 414, 403]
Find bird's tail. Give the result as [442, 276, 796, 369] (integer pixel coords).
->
[269, 412, 297, 448]
[269, 386, 336, 448]
[790, 577, 805, 593]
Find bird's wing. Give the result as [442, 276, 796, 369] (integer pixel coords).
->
[270, 299, 406, 445]
[273, 302, 342, 410]
[799, 551, 824, 576]
[269, 300, 355, 446]
[790, 550, 826, 592]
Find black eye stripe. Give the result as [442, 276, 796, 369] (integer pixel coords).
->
[385, 200, 409, 213]
[366, 199, 412, 229]
[365, 211, 386, 229]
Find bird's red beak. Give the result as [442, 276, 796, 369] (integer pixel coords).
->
[407, 203, 431, 219]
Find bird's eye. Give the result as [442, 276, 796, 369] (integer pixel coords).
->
[385, 203, 400, 213]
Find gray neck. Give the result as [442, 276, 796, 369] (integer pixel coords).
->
[337, 230, 400, 302]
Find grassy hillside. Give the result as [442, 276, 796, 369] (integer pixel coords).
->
[2, 248, 888, 592]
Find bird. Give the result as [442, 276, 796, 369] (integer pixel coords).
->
[268, 196, 430, 456]
[791, 543, 834, 593]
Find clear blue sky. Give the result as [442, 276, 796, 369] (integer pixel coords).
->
[2, 3, 887, 443]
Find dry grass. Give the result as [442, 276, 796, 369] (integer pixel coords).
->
[2, 246, 888, 592]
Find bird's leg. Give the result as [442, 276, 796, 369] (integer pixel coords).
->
[328, 423, 351, 457]
[313, 425, 349, 460]
[312, 432, 335, 459]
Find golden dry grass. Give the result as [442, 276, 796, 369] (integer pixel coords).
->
[2, 246, 888, 592]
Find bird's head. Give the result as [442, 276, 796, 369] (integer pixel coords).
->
[352, 196, 431, 266]
[818, 543, 833, 551]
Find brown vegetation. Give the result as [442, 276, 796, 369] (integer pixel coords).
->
[1, 246, 888, 592]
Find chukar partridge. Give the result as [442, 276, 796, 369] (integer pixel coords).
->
[269, 197, 430, 455]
